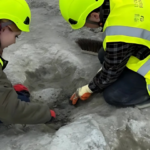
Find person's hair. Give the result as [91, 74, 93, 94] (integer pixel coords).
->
[0, 19, 21, 32]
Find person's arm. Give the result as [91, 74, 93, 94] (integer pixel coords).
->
[0, 66, 52, 124]
[89, 42, 133, 92]
[132, 44, 150, 60]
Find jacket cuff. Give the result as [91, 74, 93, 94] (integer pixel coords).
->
[45, 110, 56, 124]
[88, 80, 102, 93]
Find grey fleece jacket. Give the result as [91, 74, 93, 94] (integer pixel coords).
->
[0, 58, 51, 124]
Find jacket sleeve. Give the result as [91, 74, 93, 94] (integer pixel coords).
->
[0, 67, 51, 124]
[89, 42, 132, 92]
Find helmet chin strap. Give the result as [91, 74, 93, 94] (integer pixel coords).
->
[0, 21, 13, 49]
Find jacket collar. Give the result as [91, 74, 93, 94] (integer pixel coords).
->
[0, 56, 8, 70]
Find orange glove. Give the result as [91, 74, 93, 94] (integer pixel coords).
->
[70, 85, 93, 105]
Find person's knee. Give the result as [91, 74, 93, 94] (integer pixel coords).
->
[103, 89, 128, 107]
[103, 91, 117, 106]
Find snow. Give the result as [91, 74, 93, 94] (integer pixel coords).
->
[0, 0, 150, 150]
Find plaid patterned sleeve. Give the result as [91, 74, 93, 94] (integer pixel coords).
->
[132, 44, 150, 60]
[89, 42, 134, 92]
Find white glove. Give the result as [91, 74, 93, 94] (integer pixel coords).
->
[70, 85, 93, 105]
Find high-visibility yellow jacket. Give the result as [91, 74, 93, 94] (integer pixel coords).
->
[103, 0, 150, 95]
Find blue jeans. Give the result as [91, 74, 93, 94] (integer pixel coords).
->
[98, 48, 150, 107]
[0, 91, 30, 123]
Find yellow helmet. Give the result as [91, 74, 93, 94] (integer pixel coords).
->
[59, 0, 104, 30]
[0, 0, 31, 32]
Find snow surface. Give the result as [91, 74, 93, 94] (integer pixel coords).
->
[0, 0, 150, 150]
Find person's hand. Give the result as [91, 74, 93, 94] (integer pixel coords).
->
[70, 85, 93, 105]
[45, 110, 56, 124]
[50, 110, 56, 121]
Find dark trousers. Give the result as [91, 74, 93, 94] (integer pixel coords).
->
[0, 91, 30, 123]
[98, 48, 150, 107]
